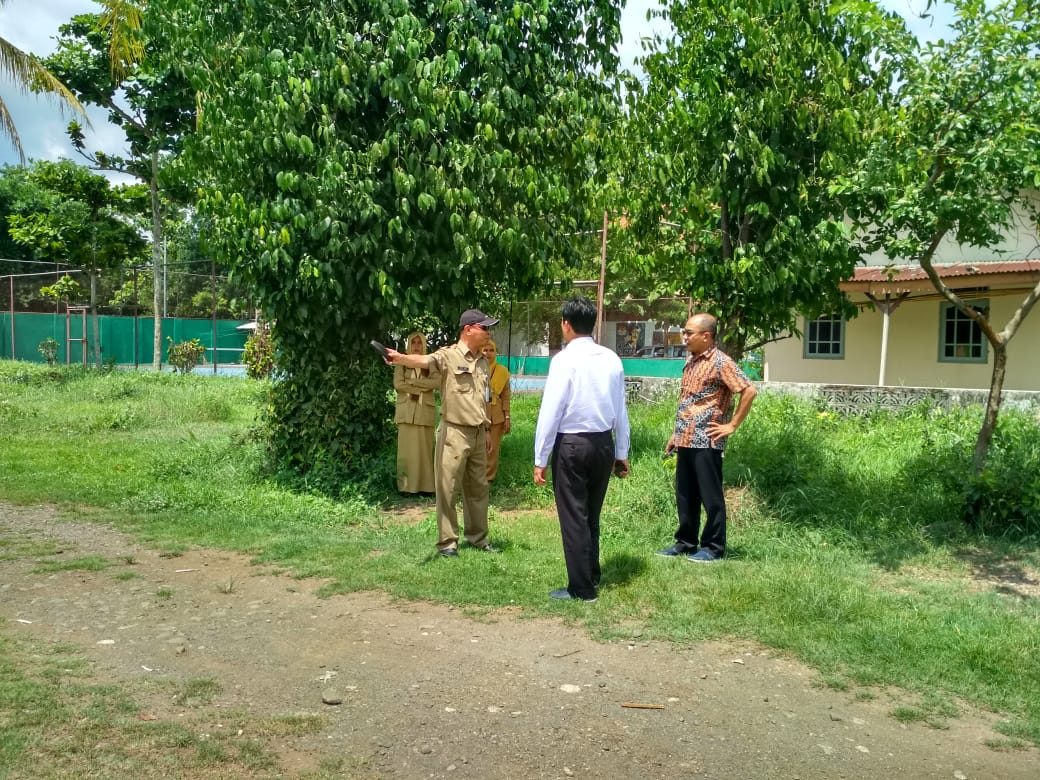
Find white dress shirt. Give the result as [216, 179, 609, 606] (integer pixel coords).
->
[533, 336, 632, 467]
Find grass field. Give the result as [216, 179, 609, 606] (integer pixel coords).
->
[1, 361, 1039, 760]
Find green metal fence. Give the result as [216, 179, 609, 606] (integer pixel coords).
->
[1, 311, 763, 380]
[505, 353, 763, 381]
[0, 312, 251, 368]
[504, 355, 683, 379]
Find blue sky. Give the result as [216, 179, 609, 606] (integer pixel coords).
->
[0, 0, 955, 171]
[0, 0, 116, 169]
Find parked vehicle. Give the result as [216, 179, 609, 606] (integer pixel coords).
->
[634, 345, 685, 358]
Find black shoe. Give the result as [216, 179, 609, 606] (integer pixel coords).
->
[549, 588, 597, 603]
[475, 543, 500, 553]
[656, 543, 691, 557]
[438, 547, 459, 558]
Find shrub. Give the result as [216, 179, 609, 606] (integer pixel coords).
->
[964, 411, 1040, 536]
[256, 358, 394, 495]
[243, 324, 275, 380]
[166, 338, 207, 374]
[37, 338, 59, 366]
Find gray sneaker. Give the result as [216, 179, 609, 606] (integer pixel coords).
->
[549, 588, 597, 602]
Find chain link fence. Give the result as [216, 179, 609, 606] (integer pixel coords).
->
[1, 259, 255, 368]
[0, 260, 254, 319]
[494, 296, 692, 377]
[495, 296, 761, 382]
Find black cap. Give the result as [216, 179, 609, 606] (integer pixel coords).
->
[459, 308, 499, 328]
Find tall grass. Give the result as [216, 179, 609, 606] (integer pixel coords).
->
[1, 360, 1039, 745]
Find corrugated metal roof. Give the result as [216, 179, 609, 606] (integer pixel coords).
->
[852, 259, 1040, 282]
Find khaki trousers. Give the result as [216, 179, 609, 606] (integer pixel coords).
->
[486, 421, 505, 481]
[435, 422, 490, 550]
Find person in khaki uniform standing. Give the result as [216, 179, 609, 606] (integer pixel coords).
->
[385, 309, 501, 557]
[483, 339, 511, 482]
[393, 332, 439, 495]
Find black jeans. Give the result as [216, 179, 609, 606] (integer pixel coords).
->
[674, 447, 726, 556]
[551, 431, 615, 599]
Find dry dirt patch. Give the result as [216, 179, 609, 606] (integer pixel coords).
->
[1, 502, 1037, 779]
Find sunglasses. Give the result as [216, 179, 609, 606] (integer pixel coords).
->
[476, 324, 491, 331]
[680, 329, 705, 337]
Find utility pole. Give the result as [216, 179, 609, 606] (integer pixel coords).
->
[596, 210, 607, 344]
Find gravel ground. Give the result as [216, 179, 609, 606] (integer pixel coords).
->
[2, 501, 1037, 779]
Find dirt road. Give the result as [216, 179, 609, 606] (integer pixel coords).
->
[2, 502, 1036, 779]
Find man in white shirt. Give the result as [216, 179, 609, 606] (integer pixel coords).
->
[534, 296, 631, 602]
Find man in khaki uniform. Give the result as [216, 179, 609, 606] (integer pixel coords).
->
[385, 309, 501, 557]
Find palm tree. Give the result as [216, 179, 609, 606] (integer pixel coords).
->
[0, 0, 88, 163]
[99, 0, 144, 79]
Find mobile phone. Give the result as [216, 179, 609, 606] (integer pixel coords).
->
[370, 340, 390, 360]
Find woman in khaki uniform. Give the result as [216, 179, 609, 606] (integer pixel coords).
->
[394, 332, 439, 494]
[483, 339, 511, 482]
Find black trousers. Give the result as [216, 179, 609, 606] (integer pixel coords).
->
[551, 431, 615, 599]
[674, 447, 726, 556]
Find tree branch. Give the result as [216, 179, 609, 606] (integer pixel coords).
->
[918, 224, 1002, 347]
[999, 279, 1040, 343]
[745, 332, 793, 353]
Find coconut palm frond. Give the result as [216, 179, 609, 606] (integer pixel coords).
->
[1, 31, 88, 163]
[0, 92, 24, 162]
[27, 57, 88, 116]
[100, 0, 145, 80]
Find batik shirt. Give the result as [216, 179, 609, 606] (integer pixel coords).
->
[672, 346, 752, 451]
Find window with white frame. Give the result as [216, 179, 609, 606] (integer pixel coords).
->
[939, 300, 988, 363]
[804, 315, 844, 359]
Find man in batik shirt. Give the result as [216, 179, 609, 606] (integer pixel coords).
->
[657, 313, 757, 562]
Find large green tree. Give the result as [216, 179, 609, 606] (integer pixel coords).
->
[622, 0, 908, 358]
[0, 165, 40, 274]
[837, 0, 1040, 478]
[168, 0, 622, 477]
[44, 9, 196, 370]
[7, 160, 147, 365]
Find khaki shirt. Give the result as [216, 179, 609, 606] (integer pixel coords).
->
[429, 342, 491, 427]
[393, 365, 439, 426]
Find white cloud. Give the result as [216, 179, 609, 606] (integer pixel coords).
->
[1, 0, 97, 53]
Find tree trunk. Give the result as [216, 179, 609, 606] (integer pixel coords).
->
[973, 343, 1006, 476]
[719, 312, 747, 361]
[150, 148, 163, 371]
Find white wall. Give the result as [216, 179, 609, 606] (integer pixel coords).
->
[860, 201, 1040, 266]
[764, 294, 1040, 390]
